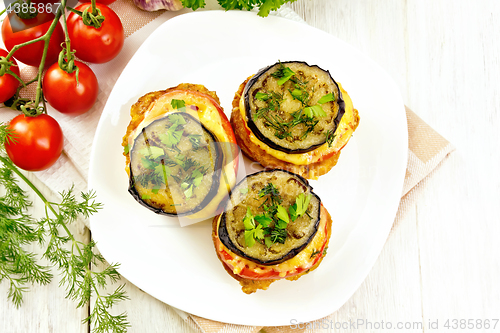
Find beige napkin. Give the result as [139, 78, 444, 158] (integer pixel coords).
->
[1, 1, 454, 331]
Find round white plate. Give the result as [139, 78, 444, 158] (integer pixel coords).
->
[88, 10, 407, 326]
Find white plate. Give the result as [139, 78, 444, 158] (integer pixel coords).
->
[89, 11, 407, 326]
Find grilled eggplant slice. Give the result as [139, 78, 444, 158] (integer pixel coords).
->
[218, 170, 321, 265]
[244, 61, 345, 154]
[129, 112, 222, 216]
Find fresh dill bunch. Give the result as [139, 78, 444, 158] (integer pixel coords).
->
[0, 124, 130, 333]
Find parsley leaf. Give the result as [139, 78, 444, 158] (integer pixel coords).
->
[171, 99, 186, 109]
[318, 93, 335, 104]
[213, 0, 291, 17]
[168, 113, 186, 124]
[295, 193, 311, 216]
[243, 207, 255, 230]
[255, 92, 270, 101]
[303, 105, 327, 118]
[272, 66, 295, 86]
[244, 229, 256, 247]
[264, 236, 273, 248]
[254, 215, 272, 228]
[276, 204, 289, 224]
[141, 194, 151, 200]
[243, 207, 267, 247]
[180, 0, 206, 11]
[139, 146, 165, 159]
[123, 144, 130, 154]
[183, 185, 193, 199]
[141, 157, 156, 170]
[192, 169, 204, 187]
[160, 124, 184, 148]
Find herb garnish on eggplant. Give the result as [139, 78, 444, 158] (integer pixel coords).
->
[243, 61, 346, 154]
[218, 170, 321, 265]
[128, 111, 222, 216]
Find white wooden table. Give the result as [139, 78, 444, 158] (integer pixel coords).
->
[2, 0, 500, 332]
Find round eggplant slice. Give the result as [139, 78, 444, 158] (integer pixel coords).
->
[128, 112, 222, 216]
[218, 169, 321, 265]
[244, 61, 346, 154]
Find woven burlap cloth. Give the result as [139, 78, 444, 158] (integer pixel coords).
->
[0, 0, 454, 332]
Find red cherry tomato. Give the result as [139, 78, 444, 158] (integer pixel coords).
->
[1, 12, 64, 67]
[5, 114, 64, 171]
[0, 49, 20, 103]
[67, 4, 124, 64]
[43, 61, 99, 115]
[80, 0, 117, 6]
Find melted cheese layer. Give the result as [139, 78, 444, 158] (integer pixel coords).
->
[239, 82, 357, 165]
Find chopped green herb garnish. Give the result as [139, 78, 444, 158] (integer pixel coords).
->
[253, 91, 283, 119]
[171, 99, 185, 109]
[289, 87, 309, 106]
[272, 64, 295, 86]
[160, 123, 183, 148]
[192, 169, 203, 187]
[303, 105, 326, 118]
[295, 193, 311, 217]
[289, 193, 312, 221]
[243, 207, 265, 247]
[254, 215, 272, 228]
[240, 188, 249, 194]
[183, 185, 193, 199]
[270, 228, 287, 244]
[255, 92, 270, 101]
[325, 129, 336, 147]
[168, 113, 187, 124]
[188, 134, 202, 149]
[141, 194, 151, 200]
[310, 249, 321, 259]
[152, 186, 160, 194]
[139, 146, 165, 159]
[276, 205, 289, 224]
[323, 247, 328, 256]
[123, 144, 130, 154]
[318, 93, 335, 104]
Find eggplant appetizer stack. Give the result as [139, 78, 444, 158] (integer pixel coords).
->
[212, 169, 332, 294]
[123, 83, 238, 219]
[231, 61, 360, 179]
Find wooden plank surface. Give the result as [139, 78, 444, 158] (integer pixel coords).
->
[2, 0, 499, 332]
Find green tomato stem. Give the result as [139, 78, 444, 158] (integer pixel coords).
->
[32, 0, 67, 109]
[91, 0, 98, 16]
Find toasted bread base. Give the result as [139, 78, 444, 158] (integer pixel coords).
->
[212, 205, 333, 294]
[230, 79, 342, 179]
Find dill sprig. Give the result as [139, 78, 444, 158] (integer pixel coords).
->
[0, 124, 130, 333]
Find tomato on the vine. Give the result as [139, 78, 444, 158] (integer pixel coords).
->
[5, 114, 64, 171]
[0, 49, 20, 103]
[1, 12, 64, 67]
[43, 61, 99, 115]
[67, 4, 124, 64]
